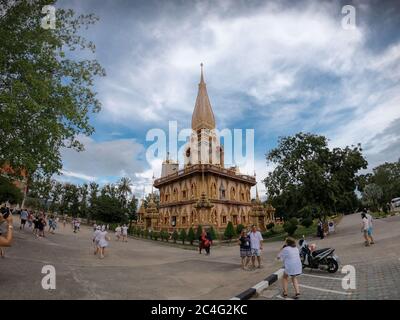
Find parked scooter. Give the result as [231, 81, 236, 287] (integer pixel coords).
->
[298, 236, 339, 273]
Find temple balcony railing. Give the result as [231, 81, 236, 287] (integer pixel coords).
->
[154, 164, 256, 186]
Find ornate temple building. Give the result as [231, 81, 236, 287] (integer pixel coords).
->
[137, 65, 275, 232]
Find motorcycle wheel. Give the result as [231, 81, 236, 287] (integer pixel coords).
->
[327, 258, 339, 273]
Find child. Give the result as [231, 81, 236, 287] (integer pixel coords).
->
[278, 237, 302, 299]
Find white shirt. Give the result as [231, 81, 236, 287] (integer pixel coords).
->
[122, 226, 128, 235]
[248, 231, 263, 250]
[279, 246, 302, 276]
[362, 217, 369, 231]
[93, 229, 101, 241]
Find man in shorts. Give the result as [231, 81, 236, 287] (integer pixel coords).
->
[248, 225, 263, 269]
[20, 209, 28, 230]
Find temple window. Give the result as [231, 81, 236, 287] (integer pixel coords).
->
[222, 216, 227, 224]
[233, 215, 238, 225]
[171, 216, 177, 227]
[182, 217, 186, 225]
[191, 183, 197, 197]
[182, 190, 187, 199]
[230, 187, 236, 200]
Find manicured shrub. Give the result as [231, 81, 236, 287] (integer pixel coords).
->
[172, 230, 178, 243]
[196, 225, 203, 240]
[224, 221, 236, 241]
[209, 226, 217, 241]
[301, 218, 313, 228]
[187, 227, 195, 245]
[179, 229, 187, 244]
[266, 222, 275, 230]
[153, 231, 159, 241]
[283, 221, 297, 236]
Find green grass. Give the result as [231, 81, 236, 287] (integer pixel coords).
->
[370, 211, 395, 219]
[263, 221, 319, 242]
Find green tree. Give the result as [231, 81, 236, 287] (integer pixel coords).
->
[359, 160, 400, 209]
[283, 220, 297, 236]
[179, 229, 187, 244]
[362, 183, 383, 211]
[264, 132, 367, 218]
[224, 221, 236, 241]
[301, 218, 313, 228]
[0, 176, 23, 204]
[89, 194, 127, 223]
[187, 227, 195, 245]
[266, 222, 275, 231]
[0, 0, 105, 177]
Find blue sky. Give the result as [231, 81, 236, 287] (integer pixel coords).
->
[57, 0, 400, 199]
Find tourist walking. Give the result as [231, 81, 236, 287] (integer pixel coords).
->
[38, 214, 46, 237]
[92, 226, 101, 255]
[33, 215, 39, 237]
[361, 213, 371, 246]
[98, 226, 110, 259]
[278, 237, 302, 299]
[20, 208, 28, 230]
[364, 208, 375, 244]
[199, 228, 212, 255]
[48, 215, 57, 234]
[27, 211, 33, 229]
[317, 218, 324, 239]
[238, 230, 251, 270]
[115, 225, 122, 241]
[248, 225, 263, 268]
[122, 224, 128, 242]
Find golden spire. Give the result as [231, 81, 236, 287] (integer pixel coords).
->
[191, 63, 216, 131]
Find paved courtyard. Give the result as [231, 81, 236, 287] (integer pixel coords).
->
[1, 213, 399, 300]
[0, 216, 282, 300]
[256, 213, 400, 300]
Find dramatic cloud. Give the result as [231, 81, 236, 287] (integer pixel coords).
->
[56, 0, 400, 197]
[61, 136, 146, 181]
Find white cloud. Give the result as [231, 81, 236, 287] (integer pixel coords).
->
[61, 136, 146, 181]
[57, 0, 400, 190]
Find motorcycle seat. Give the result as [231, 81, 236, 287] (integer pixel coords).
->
[311, 248, 330, 257]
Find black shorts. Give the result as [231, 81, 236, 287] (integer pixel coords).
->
[21, 219, 26, 225]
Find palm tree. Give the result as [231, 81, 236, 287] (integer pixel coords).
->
[118, 177, 132, 208]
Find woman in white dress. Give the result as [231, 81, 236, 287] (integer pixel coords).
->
[92, 226, 101, 255]
[278, 237, 302, 299]
[121, 224, 128, 242]
[98, 225, 110, 259]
